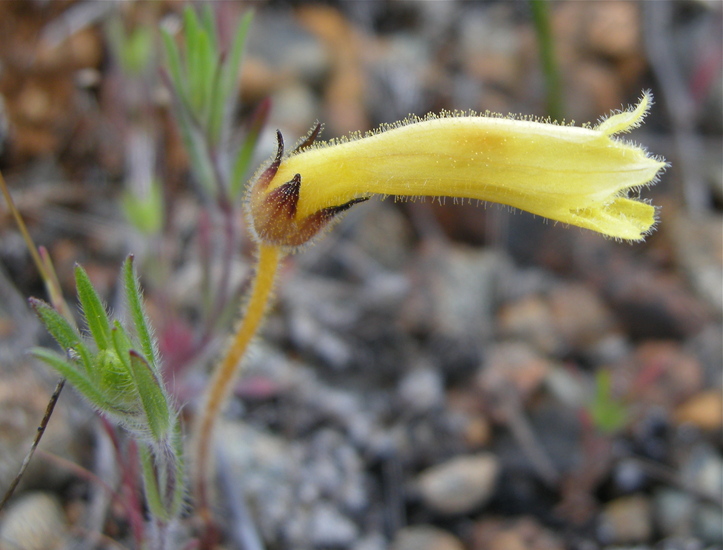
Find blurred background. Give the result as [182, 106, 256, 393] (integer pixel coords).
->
[0, 1, 721, 549]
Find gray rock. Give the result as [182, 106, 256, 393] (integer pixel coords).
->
[654, 488, 696, 538]
[695, 503, 723, 544]
[309, 503, 359, 548]
[215, 421, 295, 541]
[353, 532, 387, 550]
[416, 453, 499, 515]
[669, 212, 723, 317]
[397, 365, 445, 413]
[598, 494, 653, 544]
[681, 444, 723, 502]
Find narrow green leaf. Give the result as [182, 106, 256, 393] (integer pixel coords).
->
[161, 29, 187, 106]
[110, 322, 169, 439]
[193, 29, 215, 117]
[128, 350, 171, 442]
[186, 119, 219, 193]
[122, 256, 158, 371]
[184, 7, 206, 113]
[110, 322, 133, 371]
[183, 5, 201, 57]
[75, 265, 112, 351]
[220, 10, 253, 107]
[31, 348, 112, 413]
[139, 444, 171, 521]
[211, 10, 253, 150]
[29, 298, 92, 373]
[205, 61, 225, 145]
[196, 5, 221, 128]
[200, 4, 219, 59]
[162, 75, 215, 193]
[169, 422, 185, 515]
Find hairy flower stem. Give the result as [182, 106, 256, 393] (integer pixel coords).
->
[193, 243, 282, 526]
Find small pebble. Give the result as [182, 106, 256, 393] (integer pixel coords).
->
[695, 503, 723, 544]
[476, 341, 551, 400]
[654, 488, 696, 538]
[0, 492, 67, 550]
[487, 531, 527, 550]
[416, 453, 498, 515]
[309, 503, 359, 548]
[398, 366, 445, 412]
[353, 532, 387, 550]
[674, 390, 723, 431]
[598, 494, 652, 544]
[472, 516, 565, 550]
[681, 444, 723, 502]
[391, 525, 464, 550]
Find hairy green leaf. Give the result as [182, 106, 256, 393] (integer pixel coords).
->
[31, 348, 111, 413]
[74, 265, 111, 351]
[122, 256, 159, 371]
[161, 29, 187, 106]
[29, 298, 92, 372]
[129, 350, 171, 442]
[139, 444, 171, 521]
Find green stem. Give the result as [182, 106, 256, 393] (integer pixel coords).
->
[530, 0, 564, 121]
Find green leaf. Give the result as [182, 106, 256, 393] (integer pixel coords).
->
[161, 29, 188, 106]
[183, 6, 201, 59]
[29, 298, 92, 373]
[75, 265, 112, 351]
[589, 369, 629, 434]
[195, 28, 216, 118]
[200, 4, 219, 56]
[121, 178, 164, 235]
[128, 350, 171, 442]
[139, 444, 171, 521]
[31, 348, 112, 413]
[169, 421, 185, 514]
[110, 321, 133, 370]
[220, 10, 253, 110]
[122, 256, 159, 371]
[111, 323, 170, 440]
[205, 61, 224, 145]
[184, 7, 207, 113]
[209, 10, 253, 148]
[186, 118, 219, 193]
[97, 348, 135, 405]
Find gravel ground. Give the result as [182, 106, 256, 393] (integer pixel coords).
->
[0, 1, 721, 549]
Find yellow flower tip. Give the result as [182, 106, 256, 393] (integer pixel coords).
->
[595, 89, 653, 136]
[246, 91, 667, 247]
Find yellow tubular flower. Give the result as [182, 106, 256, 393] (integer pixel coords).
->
[247, 91, 667, 246]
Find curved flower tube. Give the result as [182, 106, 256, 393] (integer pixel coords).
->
[247, 91, 666, 245]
